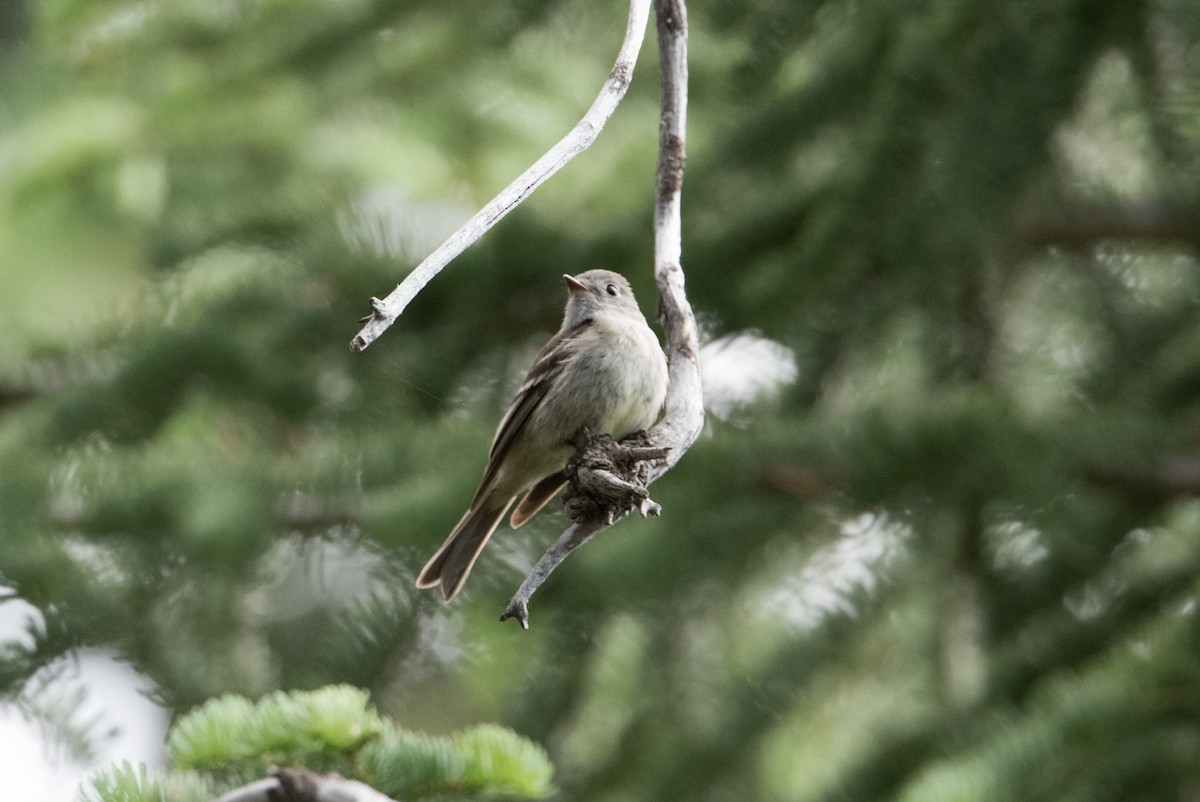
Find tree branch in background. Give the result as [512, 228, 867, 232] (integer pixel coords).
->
[501, 0, 703, 629]
[349, 0, 653, 352]
[1013, 200, 1200, 252]
[1087, 453, 1200, 503]
[214, 770, 400, 802]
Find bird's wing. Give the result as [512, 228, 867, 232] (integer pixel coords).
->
[473, 319, 590, 505]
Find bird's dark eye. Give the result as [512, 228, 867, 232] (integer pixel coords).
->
[605, 284, 618, 297]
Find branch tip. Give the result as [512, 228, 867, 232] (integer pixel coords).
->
[609, 62, 633, 90]
[500, 601, 530, 629]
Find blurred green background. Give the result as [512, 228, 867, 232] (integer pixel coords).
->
[5, 0, 1200, 798]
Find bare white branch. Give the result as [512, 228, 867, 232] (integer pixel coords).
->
[350, 0, 653, 352]
[646, 0, 703, 479]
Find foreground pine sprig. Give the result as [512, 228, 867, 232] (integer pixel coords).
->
[82, 685, 553, 802]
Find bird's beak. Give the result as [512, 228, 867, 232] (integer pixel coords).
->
[563, 274, 586, 294]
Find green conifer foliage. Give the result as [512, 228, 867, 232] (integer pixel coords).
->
[3, 0, 1200, 799]
[84, 686, 552, 800]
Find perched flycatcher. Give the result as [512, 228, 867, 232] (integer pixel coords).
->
[416, 270, 669, 600]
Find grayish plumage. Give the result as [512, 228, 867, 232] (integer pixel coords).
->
[416, 270, 668, 600]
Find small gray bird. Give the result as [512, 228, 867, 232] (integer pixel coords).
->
[416, 270, 669, 600]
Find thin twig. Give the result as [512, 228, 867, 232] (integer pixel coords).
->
[500, 521, 605, 630]
[350, 0, 653, 352]
[500, 0, 702, 629]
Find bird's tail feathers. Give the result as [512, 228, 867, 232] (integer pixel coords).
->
[416, 495, 513, 601]
[510, 470, 567, 529]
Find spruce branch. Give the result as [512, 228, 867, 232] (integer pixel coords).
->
[166, 688, 552, 802]
[501, 0, 702, 629]
[349, 0, 653, 352]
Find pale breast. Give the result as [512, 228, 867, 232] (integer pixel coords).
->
[529, 314, 667, 447]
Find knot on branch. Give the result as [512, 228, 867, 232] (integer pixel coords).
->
[563, 429, 670, 524]
[609, 62, 633, 91]
[355, 297, 390, 326]
[270, 769, 325, 802]
[655, 0, 687, 33]
[656, 135, 685, 198]
[351, 297, 396, 352]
